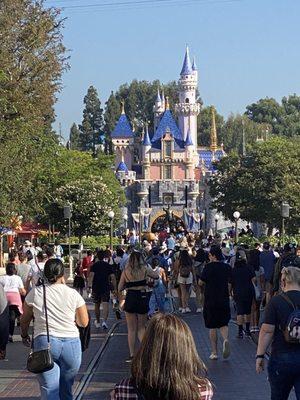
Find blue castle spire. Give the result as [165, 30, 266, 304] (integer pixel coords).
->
[192, 56, 197, 71]
[116, 161, 129, 173]
[143, 124, 151, 146]
[180, 46, 193, 75]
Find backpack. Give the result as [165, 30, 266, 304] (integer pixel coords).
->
[179, 263, 192, 278]
[280, 294, 300, 344]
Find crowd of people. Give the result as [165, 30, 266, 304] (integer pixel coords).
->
[0, 230, 299, 399]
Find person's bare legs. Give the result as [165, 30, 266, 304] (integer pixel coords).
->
[125, 312, 137, 357]
[94, 302, 101, 323]
[220, 325, 230, 359]
[177, 285, 182, 309]
[185, 284, 191, 309]
[209, 329, 218, 355]
[137, 314, 148, 343]
[102, 302, 109, 323]
[179, 284, 187, 309]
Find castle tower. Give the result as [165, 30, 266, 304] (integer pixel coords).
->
[111, 101, 134, 169]
[175, 47, 200, 146]
[185, 129, 195, 180]
[153, 88, 165, 131]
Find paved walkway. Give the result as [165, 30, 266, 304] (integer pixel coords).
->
[0, 302, 111, 399]
[0, 304, 297, 400]
[79, 312, 296, 400]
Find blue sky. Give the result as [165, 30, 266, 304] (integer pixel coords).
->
[45, 0, 300, 140]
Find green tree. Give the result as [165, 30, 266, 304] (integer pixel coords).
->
[54, 176, 121, 238]
[220, 114, 264, 153]
[69, 123, 81, 150]
[79, 86, 103, 153]
[208, 137, 300, 233]
[0, 0, 68, 127]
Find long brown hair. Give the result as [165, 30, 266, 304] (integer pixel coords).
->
[126, 251, 146, 279]
[131, 314, 209, 400]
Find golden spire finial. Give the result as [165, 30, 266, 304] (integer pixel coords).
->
[165, 96, 170, 110]
[210, 106, 217, 152]
[121, 100, 125, 115]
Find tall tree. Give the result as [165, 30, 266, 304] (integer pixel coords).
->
[208, 136, 300, 233]
[69, 123, 81, 150]
[0, 0, 68, 127]
[79, 86, 103, 153]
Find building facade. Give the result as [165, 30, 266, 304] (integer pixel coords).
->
[111, 47, 225, 233]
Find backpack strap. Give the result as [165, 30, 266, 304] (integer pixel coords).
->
[280, 293, 297, 310]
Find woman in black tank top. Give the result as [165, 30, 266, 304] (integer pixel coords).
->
[118, 251, 159, 363]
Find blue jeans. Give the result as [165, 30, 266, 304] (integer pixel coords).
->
[268, 351, 300, 400]
[34, 335, 82, 400]
[149, 284, 166, 316]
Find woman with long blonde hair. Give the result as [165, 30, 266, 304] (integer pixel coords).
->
[112, 313, 213, 399]
[118, 251, 158, 363]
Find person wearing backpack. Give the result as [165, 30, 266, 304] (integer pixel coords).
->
[174, 249, 195, 313]
[256, 266, 300, 399]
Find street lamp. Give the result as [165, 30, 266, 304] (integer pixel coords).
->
[281, 201, 290, 239]
[123, 213, 128, 230]
[214, 214, 220, 236]
[108, 210, 115, 250]
[233, 211, 240, 243]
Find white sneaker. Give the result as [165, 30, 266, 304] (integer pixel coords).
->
[185, 307, 191, 313]
[179, 307, 183, 312]
[181, 308, 187, 313]
[222, 339, 230, 359]
[102, 321, 108, 330]
[196, 307, 203, 313]
[209, 353, 218, 360]
[94, 320, 101, 328]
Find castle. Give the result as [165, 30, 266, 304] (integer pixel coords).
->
[111, 47, 225, 234]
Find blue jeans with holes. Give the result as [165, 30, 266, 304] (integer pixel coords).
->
[34, 335, 82, 400]
[268, 351, 300, 400]
[149, 283, 166, 316]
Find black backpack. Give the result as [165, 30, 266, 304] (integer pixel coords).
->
[280, 294, 300, 344]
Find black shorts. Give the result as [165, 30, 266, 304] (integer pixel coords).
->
[235, 298, 252, 315]
[92, 291, 110, 303]
[203, 304, 231, 329]
[124, 290, 149, 315]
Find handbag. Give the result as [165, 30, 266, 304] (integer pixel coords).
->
[77, 312, 91, 352]
[27, 262, 54, 374]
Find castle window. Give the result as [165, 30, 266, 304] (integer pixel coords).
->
[185, 98, 189, 103]
[164, 165, 172, 180]
[165, 141, 172, 157]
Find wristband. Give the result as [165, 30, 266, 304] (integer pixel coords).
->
[256, 354, 264, 359]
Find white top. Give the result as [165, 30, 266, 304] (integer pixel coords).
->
[0, 275, 24, 293]
[25, 284, 85, 338]
[28, 262, 45, 286]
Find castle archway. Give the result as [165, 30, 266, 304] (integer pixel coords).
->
[150, 210, 185, 233]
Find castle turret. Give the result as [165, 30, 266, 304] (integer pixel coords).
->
[185, 129, 195, 180]
[153, 88, 165, 131]
[142, 123, 151, 179]
[175, 47, 200, 147]
[111, 101, 134, 170]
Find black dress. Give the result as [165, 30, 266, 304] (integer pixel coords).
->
[201, 261, 232, 329]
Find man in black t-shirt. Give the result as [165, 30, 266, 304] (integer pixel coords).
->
[200, 245, 232, 361]
[88, 250, 117, 330]
[256, 266, 300, 400]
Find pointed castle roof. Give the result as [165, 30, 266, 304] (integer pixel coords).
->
[180, 46, 193, 75]
[155, 88, 161, 103]
[192, 57, 197, 71]
[111, 103, 134, 138]
[143, 125, 151, 146]
[116, 161, 129, 173]
[185, 129, 194, 146]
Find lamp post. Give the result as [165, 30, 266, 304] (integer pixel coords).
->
[108, 210, 115, 250]
[281, 201, 290, 240]
[214, 214, 220, 236]
[233, 211, 240, 244]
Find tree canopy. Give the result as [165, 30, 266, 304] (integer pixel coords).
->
[208, 136, 300, 233]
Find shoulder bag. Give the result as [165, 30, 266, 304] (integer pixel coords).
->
[27, 262, 54, 374]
